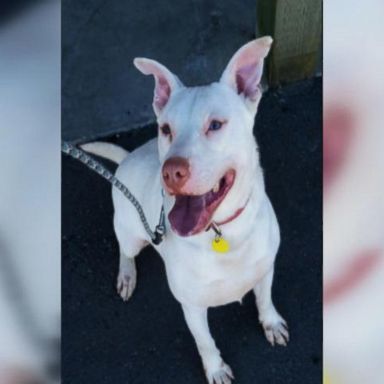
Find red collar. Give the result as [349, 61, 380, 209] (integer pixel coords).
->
[215, 205, 246, 226]
[207, 199, 249, 230]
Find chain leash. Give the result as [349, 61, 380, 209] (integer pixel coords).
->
[62, 141, 165, 245]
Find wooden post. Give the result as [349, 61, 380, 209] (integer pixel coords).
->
[257, 0, 322, 87]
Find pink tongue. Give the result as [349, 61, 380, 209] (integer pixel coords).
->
[168, 195, 208, 236]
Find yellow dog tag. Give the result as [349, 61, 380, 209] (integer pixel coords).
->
[212, 236, 230, 253]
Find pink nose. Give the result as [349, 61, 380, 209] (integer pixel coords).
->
[162, 157, 190, 193]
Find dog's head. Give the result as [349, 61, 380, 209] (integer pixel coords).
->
[134, 37, 272, 236]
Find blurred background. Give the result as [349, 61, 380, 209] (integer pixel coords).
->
[324, 0, 384, 383]
[0, 0, 60, 383]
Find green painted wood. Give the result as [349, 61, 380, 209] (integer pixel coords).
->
[257, 0, 322, 87]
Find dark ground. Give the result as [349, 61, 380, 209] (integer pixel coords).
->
[63, 0, 258, 142]
[62, 78, 322, 384]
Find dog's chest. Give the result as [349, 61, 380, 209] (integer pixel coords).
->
[159, 237, 274, 307]
[156, 199, 279, 307]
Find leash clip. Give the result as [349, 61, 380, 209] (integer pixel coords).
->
[152, 204, 166, 245]
[152, 229, 164, 245]
[211, 222, 222, 240]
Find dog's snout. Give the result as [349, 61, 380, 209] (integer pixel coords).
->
[162, 157, 190, 193]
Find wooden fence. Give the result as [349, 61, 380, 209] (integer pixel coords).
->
[257, 0, 322, 86]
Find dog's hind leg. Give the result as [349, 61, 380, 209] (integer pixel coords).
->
[253, 269, 289, 346]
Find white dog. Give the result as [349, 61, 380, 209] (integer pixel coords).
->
[82, 36, 288, 384]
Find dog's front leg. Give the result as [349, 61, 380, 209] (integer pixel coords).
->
[253, 268, 289, 346]
[182, 304, 234, 384]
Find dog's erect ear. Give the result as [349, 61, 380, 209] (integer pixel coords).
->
[220, 36, 273, 109]
[134, 58, 183, 116]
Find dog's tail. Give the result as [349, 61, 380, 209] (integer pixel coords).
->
[80, 142, 129, 164]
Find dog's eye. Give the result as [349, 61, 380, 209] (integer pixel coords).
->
[160, 124, 171, 136]
[208, 120, 223, 132]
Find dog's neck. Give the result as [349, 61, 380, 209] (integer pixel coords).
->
[214, 203, 248, 226]
[207, 153, 265, 243]
[217, 144, 262, 222]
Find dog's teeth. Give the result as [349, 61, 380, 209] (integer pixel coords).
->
[213, 183, 220, 193]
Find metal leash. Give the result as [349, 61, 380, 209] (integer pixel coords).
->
[62, 141, 165, 245]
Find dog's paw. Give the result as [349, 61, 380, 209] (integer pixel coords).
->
[116, 271, 136, 301]
[261, 313, 289, 347]
[206, 362, 234, 384]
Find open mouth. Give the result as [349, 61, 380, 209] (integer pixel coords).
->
[168, 169, 236, 236]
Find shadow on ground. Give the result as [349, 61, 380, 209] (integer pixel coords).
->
[62, 78, 322, 384]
